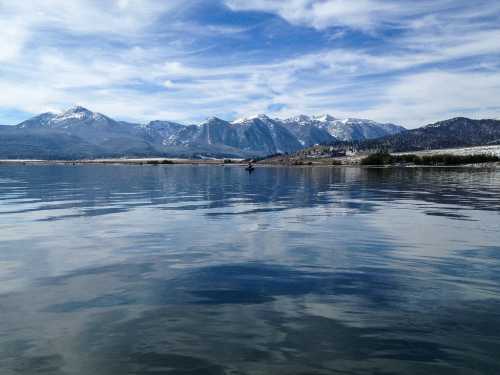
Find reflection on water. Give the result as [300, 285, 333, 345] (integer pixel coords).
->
[0, 165, 499, 374]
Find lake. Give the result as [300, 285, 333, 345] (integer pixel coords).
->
[0, 165, 499, 374]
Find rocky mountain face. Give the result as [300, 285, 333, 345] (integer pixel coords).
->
[282, 114, 403, 142]
[355, 117, 500, 152]
[0, 106, 406, 159]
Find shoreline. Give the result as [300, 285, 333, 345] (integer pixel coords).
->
[0, 158, 243, 166]
[0, 158, 498, 169]
[2, 145, 499, 168]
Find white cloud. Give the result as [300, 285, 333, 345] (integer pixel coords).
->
[0, 0, 499, 127]
[224, 0, 500, 41]
[0, 0, 179, 34]
[0, 18, 30, 62]
[358, 71, 500, 126]
[224, 0, 453, 31]
[224, 0, 385, 30]
[163, 80, 175, 89]
[0, 0, 183, 63]
[1, 40, 500, 126]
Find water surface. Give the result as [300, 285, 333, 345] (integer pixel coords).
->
[1, 165, 499, 374]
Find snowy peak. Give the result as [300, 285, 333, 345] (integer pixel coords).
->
[233, 114, 267, 124]
[255, 114, 271, 121]
[285, 115, 312, 124]
[285, 114, 336, 123]
[278, 114, 405, 141]
[16, 112, 57, 129]
[65, 105, 92, 114]
[16, 106, 118, 132]
[313, 114, 337, 122]
[53, 106, 106, 123]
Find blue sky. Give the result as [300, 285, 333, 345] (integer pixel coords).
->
[0, 0, 499, 128]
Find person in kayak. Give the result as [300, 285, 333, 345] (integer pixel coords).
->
[246, 160, 254, 171]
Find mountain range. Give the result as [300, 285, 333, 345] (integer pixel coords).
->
[0, 106, 404, 159]
[353, 117, 500, 152]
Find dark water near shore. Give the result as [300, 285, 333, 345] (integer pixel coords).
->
[1, 165, 499, 374]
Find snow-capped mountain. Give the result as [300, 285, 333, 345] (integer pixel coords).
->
[227, 115, 302, 154]
[234, 114, 404, 146]
[144, 120, 187, 145]
[280, 115, 336, 146]
[18, 106, 112, 130]
[276, 114, 403, 141]
[312, 116, 404, 141]
[0, 107, 406, 159]
[150, 115, 302, 155]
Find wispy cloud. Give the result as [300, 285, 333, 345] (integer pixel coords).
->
[225, 0, 403, 31]
[0, 0, 499, 127]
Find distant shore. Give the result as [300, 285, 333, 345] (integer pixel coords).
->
[1, 158, 498, 169]
[1, 145, 500, 168]
[256, 144, 500, 167]
[0, 158, 243, 166]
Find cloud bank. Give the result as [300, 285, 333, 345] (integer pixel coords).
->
[0, 0, 499, 127]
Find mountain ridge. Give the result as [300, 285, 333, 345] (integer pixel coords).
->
[348, 117, 500, 152]
[0, 106, 407, 159]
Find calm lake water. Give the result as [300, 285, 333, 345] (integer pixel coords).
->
[1, 165, 499, 374]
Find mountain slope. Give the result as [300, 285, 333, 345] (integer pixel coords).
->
[280, 115, 337, 146]
[4, 107, 157, 158]
[315, 116, 404, 141]
[231, 115, 303, 154]
[0, 126, 104, 159]
[356, 118, 500, 152]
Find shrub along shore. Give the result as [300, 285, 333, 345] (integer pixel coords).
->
[360, 152, 499, 166]
[1, 152, 498, 167]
